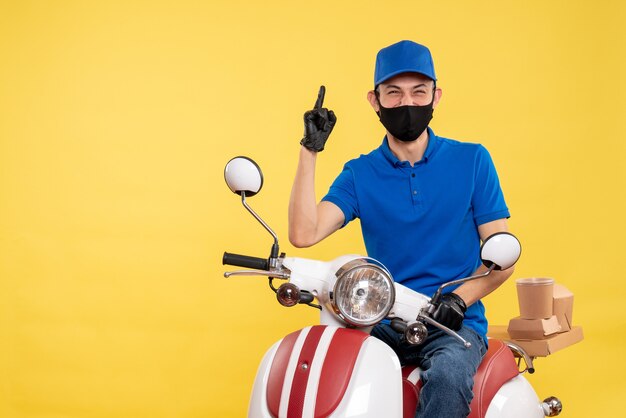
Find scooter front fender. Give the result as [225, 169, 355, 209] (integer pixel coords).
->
[248, 325, 403, 418]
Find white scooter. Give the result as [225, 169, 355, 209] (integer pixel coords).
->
[222, 156, 563, 418]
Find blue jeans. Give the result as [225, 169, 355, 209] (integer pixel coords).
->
[371, 323, 487, 418]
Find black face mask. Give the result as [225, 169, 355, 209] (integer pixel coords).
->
[377, 98, 434, 142]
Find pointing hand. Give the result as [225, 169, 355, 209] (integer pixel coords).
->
[300, 86, 337, 152]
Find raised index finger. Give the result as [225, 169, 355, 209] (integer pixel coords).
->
[314, 85, 326, 109]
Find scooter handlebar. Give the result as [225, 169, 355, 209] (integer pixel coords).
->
[223, 252, 269, 270]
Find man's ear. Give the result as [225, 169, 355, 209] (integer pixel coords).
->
[432, 87, 443, 109]
[367, 90, 380, 112]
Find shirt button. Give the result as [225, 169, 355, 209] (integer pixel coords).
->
[413, 190, 417, 195]
[412, 173, 415, 178]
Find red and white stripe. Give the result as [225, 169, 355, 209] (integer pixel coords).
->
[266, 325, 369, 418]
[401, 365, 423, 416]
[403, 365, 422, 386]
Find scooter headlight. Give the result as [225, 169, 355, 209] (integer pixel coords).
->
[331, 258, 395, 327]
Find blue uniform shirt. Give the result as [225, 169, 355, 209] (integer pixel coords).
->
[322, 128, 510, 342]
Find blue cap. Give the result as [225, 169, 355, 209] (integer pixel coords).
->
[374, 40, 437, 87]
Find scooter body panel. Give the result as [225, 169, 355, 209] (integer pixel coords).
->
[484, 374, 544, 418]
[248, 325, 403, 418]
[249, 337, 281, 418]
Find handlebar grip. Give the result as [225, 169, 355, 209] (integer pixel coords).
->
[222, 252, 269, 270]
[390, 318, 408, 333]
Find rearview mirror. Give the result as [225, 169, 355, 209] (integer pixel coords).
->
[480, 232, 521, 271]
[430, 232, 522, 307]
[223, 156, 280, 266]
[224, 156, 263, 197]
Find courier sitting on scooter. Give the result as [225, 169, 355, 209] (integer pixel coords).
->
[288, 40, 515, 418]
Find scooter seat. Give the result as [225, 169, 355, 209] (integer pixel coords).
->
[401, 339, 520, 418]
[468, 339, 520, 418]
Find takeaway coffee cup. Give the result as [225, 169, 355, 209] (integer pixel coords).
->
[516, 278, 555, 319]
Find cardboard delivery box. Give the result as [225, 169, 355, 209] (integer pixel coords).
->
[488, 325, 584, 357]
[507, 315, 562, 340]
[490, 279, 583, 357]
[553, 284, 574, 332]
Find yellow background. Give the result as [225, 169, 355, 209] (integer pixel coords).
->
[1, 1, 624, 417]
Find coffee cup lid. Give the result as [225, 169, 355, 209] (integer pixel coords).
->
[516, 277, 555, 286]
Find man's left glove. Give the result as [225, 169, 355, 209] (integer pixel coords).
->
[300, 85, 337, 152]
[431, 293, 467, 331]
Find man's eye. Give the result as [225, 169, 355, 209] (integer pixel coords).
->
[388, 90, 400, 95]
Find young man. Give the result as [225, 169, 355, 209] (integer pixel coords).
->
[288, 40, 514, 418]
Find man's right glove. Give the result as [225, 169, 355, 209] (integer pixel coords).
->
[300, 85, 337, 152]
[431, 292, 467, 331]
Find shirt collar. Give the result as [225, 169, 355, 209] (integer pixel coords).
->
[380, 127, 440, 167]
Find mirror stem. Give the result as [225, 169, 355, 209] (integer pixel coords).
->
[241, 192, 280, 266]
[430, 265, 496, 306]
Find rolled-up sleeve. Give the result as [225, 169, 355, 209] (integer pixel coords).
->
[472, 145, 510, 226]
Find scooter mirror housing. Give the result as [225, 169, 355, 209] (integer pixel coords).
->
[224, 156, 264, 197]
[480, 232, 521, 271]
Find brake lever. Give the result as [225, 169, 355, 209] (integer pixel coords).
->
[418, 312, 472, 348]
[224, 270, 290, 279]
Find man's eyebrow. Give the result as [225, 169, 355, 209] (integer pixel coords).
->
[382, 83, 428, 90]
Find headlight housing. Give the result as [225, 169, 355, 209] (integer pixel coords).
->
[330, 258, 395, 327]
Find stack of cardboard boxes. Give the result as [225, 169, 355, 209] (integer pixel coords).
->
[488, 279, 583, 357]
